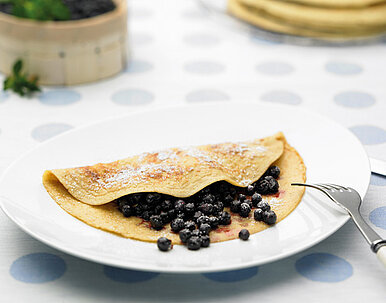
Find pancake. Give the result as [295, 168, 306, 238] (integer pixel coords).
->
[43, 132, 306, 244]
[279, 0, 386, 8]
[228, 0, 386, 38]
[239, 0, 386, 30]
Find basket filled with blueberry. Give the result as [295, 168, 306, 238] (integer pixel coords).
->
[0, 0, 128, 86]
[117, 166, 281, 252]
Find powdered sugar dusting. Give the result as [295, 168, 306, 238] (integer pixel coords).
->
[86, 140, 269, 190]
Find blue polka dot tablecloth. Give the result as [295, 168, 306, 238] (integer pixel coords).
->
[0, 0, 385, 301]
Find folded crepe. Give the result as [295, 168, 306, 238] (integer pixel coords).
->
[228, 0, 386, 39]
[43, 132, 306, 244]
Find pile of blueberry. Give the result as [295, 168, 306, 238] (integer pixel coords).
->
[117, 166, 280, 251]
[62, 0, 116, 20]
[0, 0, 116, 20]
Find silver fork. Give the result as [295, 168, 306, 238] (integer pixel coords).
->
[292, 183, 386, 267]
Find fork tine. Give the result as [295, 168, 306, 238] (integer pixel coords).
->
[292, 183, 329, 193]
[324, 183, 349, 190]
[314, 183, 333, 190]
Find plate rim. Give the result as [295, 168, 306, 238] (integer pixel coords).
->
[0, 103, 370, 273]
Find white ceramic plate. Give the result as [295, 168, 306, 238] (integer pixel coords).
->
[0, 103, 370, 273]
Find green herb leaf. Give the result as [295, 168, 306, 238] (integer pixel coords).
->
[12, 59, 22, 75]
[10, 0, 71, 21]
[3, 59, 41, 97]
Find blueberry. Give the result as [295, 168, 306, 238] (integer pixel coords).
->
[133, 205, 142, 217]
[199, 223, 211, 235]
[209, 216, 219, 229]
[171, 218, 185, 232]
[161, 199, 173, 211]
[201, 235, 210, 247]
[121, 205, 133, 217]
[223, 194, 234, 206]
[131, 193, 143, 204]
[174, 200, 185, 212]
[263, 210, 277, 225]
[199, 203, 213, 215]
[239, 194, 247, 202]
[187, 236, 202, 250]
[179, 229, 192, 243]
[229, 187, 237, 196]
[219, 211, 231, 225]
[215, 201, 224, 212]
[117, 196, 131, 209]
[217, 182, 229, 193]
[185, 203, 195, 214]
[176, 212, 186, 220]
[265, 176, 279, 194]
[146, 193, 161, 205]
[239, 229, 250, 240]
[267, 166, 280, 179]
[255, 178, 270, 195]
[197, 215, 210, 226]
[141, 210, 151, 221]
[246, 184, 255, 195]
[239, 203, 251, 218]
[202, 194, 215, 204]
[230, 200, 241, 213]
[253, 208, 264, 221]
[251, 193, 262, 207]
[150, 215, 164, 230]
[200, 187, 211, 196]
[154, 205, 162, 215]
[157, 237, 172, 251]
[193, 211, 203, 222]
[160, 211, 170, 223]
[256, 201, 270, 212]
[191, 230, 201, 237]
[168, 209, 176, 220]
[184, 220, 196, 231]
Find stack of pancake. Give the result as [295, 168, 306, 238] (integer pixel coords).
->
[228, 0, 386, 39]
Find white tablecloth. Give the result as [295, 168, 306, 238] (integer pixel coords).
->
[0, 0, 385, 301]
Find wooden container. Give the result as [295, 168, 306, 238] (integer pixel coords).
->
[0, 0, 128, 85]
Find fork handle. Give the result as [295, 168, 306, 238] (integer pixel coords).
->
[377, 246, 386, 267]
[349, 210, 386, 267]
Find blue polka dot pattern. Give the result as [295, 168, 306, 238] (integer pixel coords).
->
[369, 207, 386, 230]
[39, 90, 81, 106]
[295, 253, 353, 282]
[334, 91, 375, 108]
[261, 90, 302, 105]
[183, 33, 220, 47]
[131, 33, 154, 46]
[103, 266, 159, 283]
[10, 253, 66, 283]
[256, 61, 294, 75]
[184, 61, 225, 75]
[0, 91, 9, 103]
[250, 33, 281, 45]
[349, 125, 386, 145]
[125, 60, 154, 73]
[31, 123, 73, 142]
[370, 174, 386, 186]
[325, 61, 363, 75]
[186, 89, 230, 102]
[203, 267, 258, 282]
[111, 89, 154, 105]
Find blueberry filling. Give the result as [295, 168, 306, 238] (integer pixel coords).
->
[117, 166, 281, 251]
